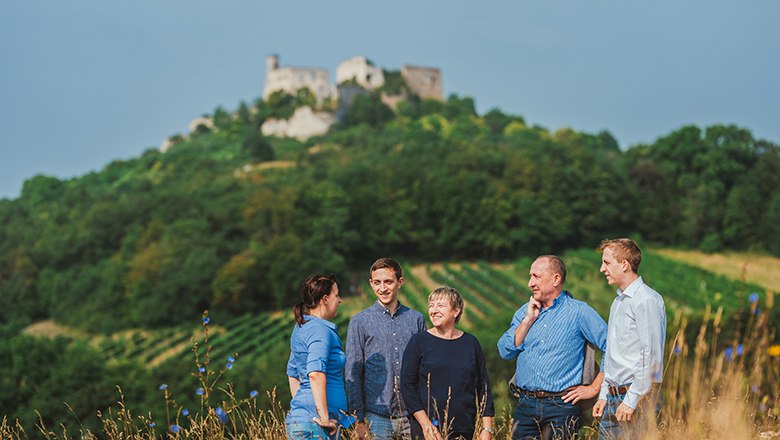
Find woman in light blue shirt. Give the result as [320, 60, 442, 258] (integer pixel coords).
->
[286, 273, 353, 440]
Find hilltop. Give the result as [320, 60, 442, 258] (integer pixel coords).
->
[1, 83, 779, 433]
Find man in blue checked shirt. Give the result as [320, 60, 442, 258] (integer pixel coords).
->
[346, 258, 426, 440]
[498, 255, 608, 440]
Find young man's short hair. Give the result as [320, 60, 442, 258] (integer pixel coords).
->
[599, 238, 642, 273]
[369, 258, 403, 280]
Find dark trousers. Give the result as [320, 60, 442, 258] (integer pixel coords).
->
[512, 395, 581, 440]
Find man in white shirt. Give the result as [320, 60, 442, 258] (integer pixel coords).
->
[592, 238, 666, 439]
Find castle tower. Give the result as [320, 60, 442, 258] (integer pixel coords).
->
[266, 54, 279, 73]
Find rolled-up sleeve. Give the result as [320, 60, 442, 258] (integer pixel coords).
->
[305, 326, 331, 375]
[287, 351, 298, 378]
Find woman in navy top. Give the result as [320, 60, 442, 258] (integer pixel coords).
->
[401, 286, 495, 440]
[286, 274, 352, 440]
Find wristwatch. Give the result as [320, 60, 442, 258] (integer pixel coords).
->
[481, 427, 495, 435]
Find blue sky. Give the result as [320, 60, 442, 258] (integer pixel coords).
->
[1, 1, 778, 199]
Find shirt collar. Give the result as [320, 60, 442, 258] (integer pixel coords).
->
[371, 300, 405, 317]
[304, 314, 337, 330]
[544, 291, 567, 310]
[616, 276, 644, 298]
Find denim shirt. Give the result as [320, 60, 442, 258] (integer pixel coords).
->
[286, 315, 352, 426]
[345, 301, 426, 420]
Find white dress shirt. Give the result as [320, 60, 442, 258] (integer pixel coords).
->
[599, 276, 666, 409]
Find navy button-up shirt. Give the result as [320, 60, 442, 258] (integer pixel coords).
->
[346, 301, 426, 420]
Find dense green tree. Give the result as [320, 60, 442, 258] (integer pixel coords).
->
[344, 92, 394, 128]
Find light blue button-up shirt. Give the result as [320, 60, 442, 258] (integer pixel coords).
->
[598, 276, 666, 409]
[498, 291, 607, 392]
[286, 315, 352, 426]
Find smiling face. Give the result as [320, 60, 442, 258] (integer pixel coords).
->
[428, 295, 461, 329]
[527, 257, 562, 308]
[600, 247, 627, 288]
[369, 267, 403, 311]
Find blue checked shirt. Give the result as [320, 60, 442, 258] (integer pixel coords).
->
[498, 291, 608, 392]
[345, 301, 426, 420]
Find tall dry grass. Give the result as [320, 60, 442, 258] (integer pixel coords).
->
[2, 303, 778, 440]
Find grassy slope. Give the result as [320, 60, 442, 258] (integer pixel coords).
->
[19, 248, 776, 416]
[655, 248, 780, 292]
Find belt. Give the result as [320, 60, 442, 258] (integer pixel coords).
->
[608, 385, 630, 396]
[515, 387, 573, 398]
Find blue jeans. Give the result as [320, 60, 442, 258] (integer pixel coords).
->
[287, 422, 340, 440]
[598, 392, 656, 440]
[512, 395, 580, 440]
[365, 412, 411, 440]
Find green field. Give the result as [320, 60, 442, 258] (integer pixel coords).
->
[20, 247, 773, 418]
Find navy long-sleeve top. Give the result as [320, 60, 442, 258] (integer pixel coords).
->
[400, 331, 494, 434]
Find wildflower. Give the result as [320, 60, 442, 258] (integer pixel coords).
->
[199, 367, 206, 373]
[182, 408, 190, 416]
[215, 407, 228, 424]
[752, 384, 759, 393]
[228, 355, 235, 363]
[170, 424, 180, 433]
[226, 362, 233, 370]
[149, 422, 156, 427]
[196, 387, 205, 396]
[249, 390, 258, 398]
[736, 344, 744, 356]
[769, 344, 780, 357]
[202, 317, 210, 325]
[749, 292, 759, 303]
[754, 308, 761, 316]
[724, 347, 734, 361]
[673, 345, 681, 355]
[159, 384, 168, 390]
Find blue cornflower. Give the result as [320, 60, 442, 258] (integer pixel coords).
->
[749, 292, 759, 303]
[226, 362, 233, 370]
[673, 345, 681, 355]
[249, 390, 258, 398]
[170, 424, 180, 433]
[724, 347, 734, 361]
[754, 308, 761, 316]
[196, 387, 205, 396]
[199, 367, 206, 373]
[149, 422, 156, 427]
[215, 407, 228, 424]
[752, 384, 759, 393]
[182, 408, 190, 416]
[159, 384, 168, 390]
[736, 344, 744, 356]
[228, 355, 235, 363]
[202, 317, 210, 325]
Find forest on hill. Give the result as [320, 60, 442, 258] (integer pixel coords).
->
[1, 83, 779, 435]
[1, 88, 778, 333]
